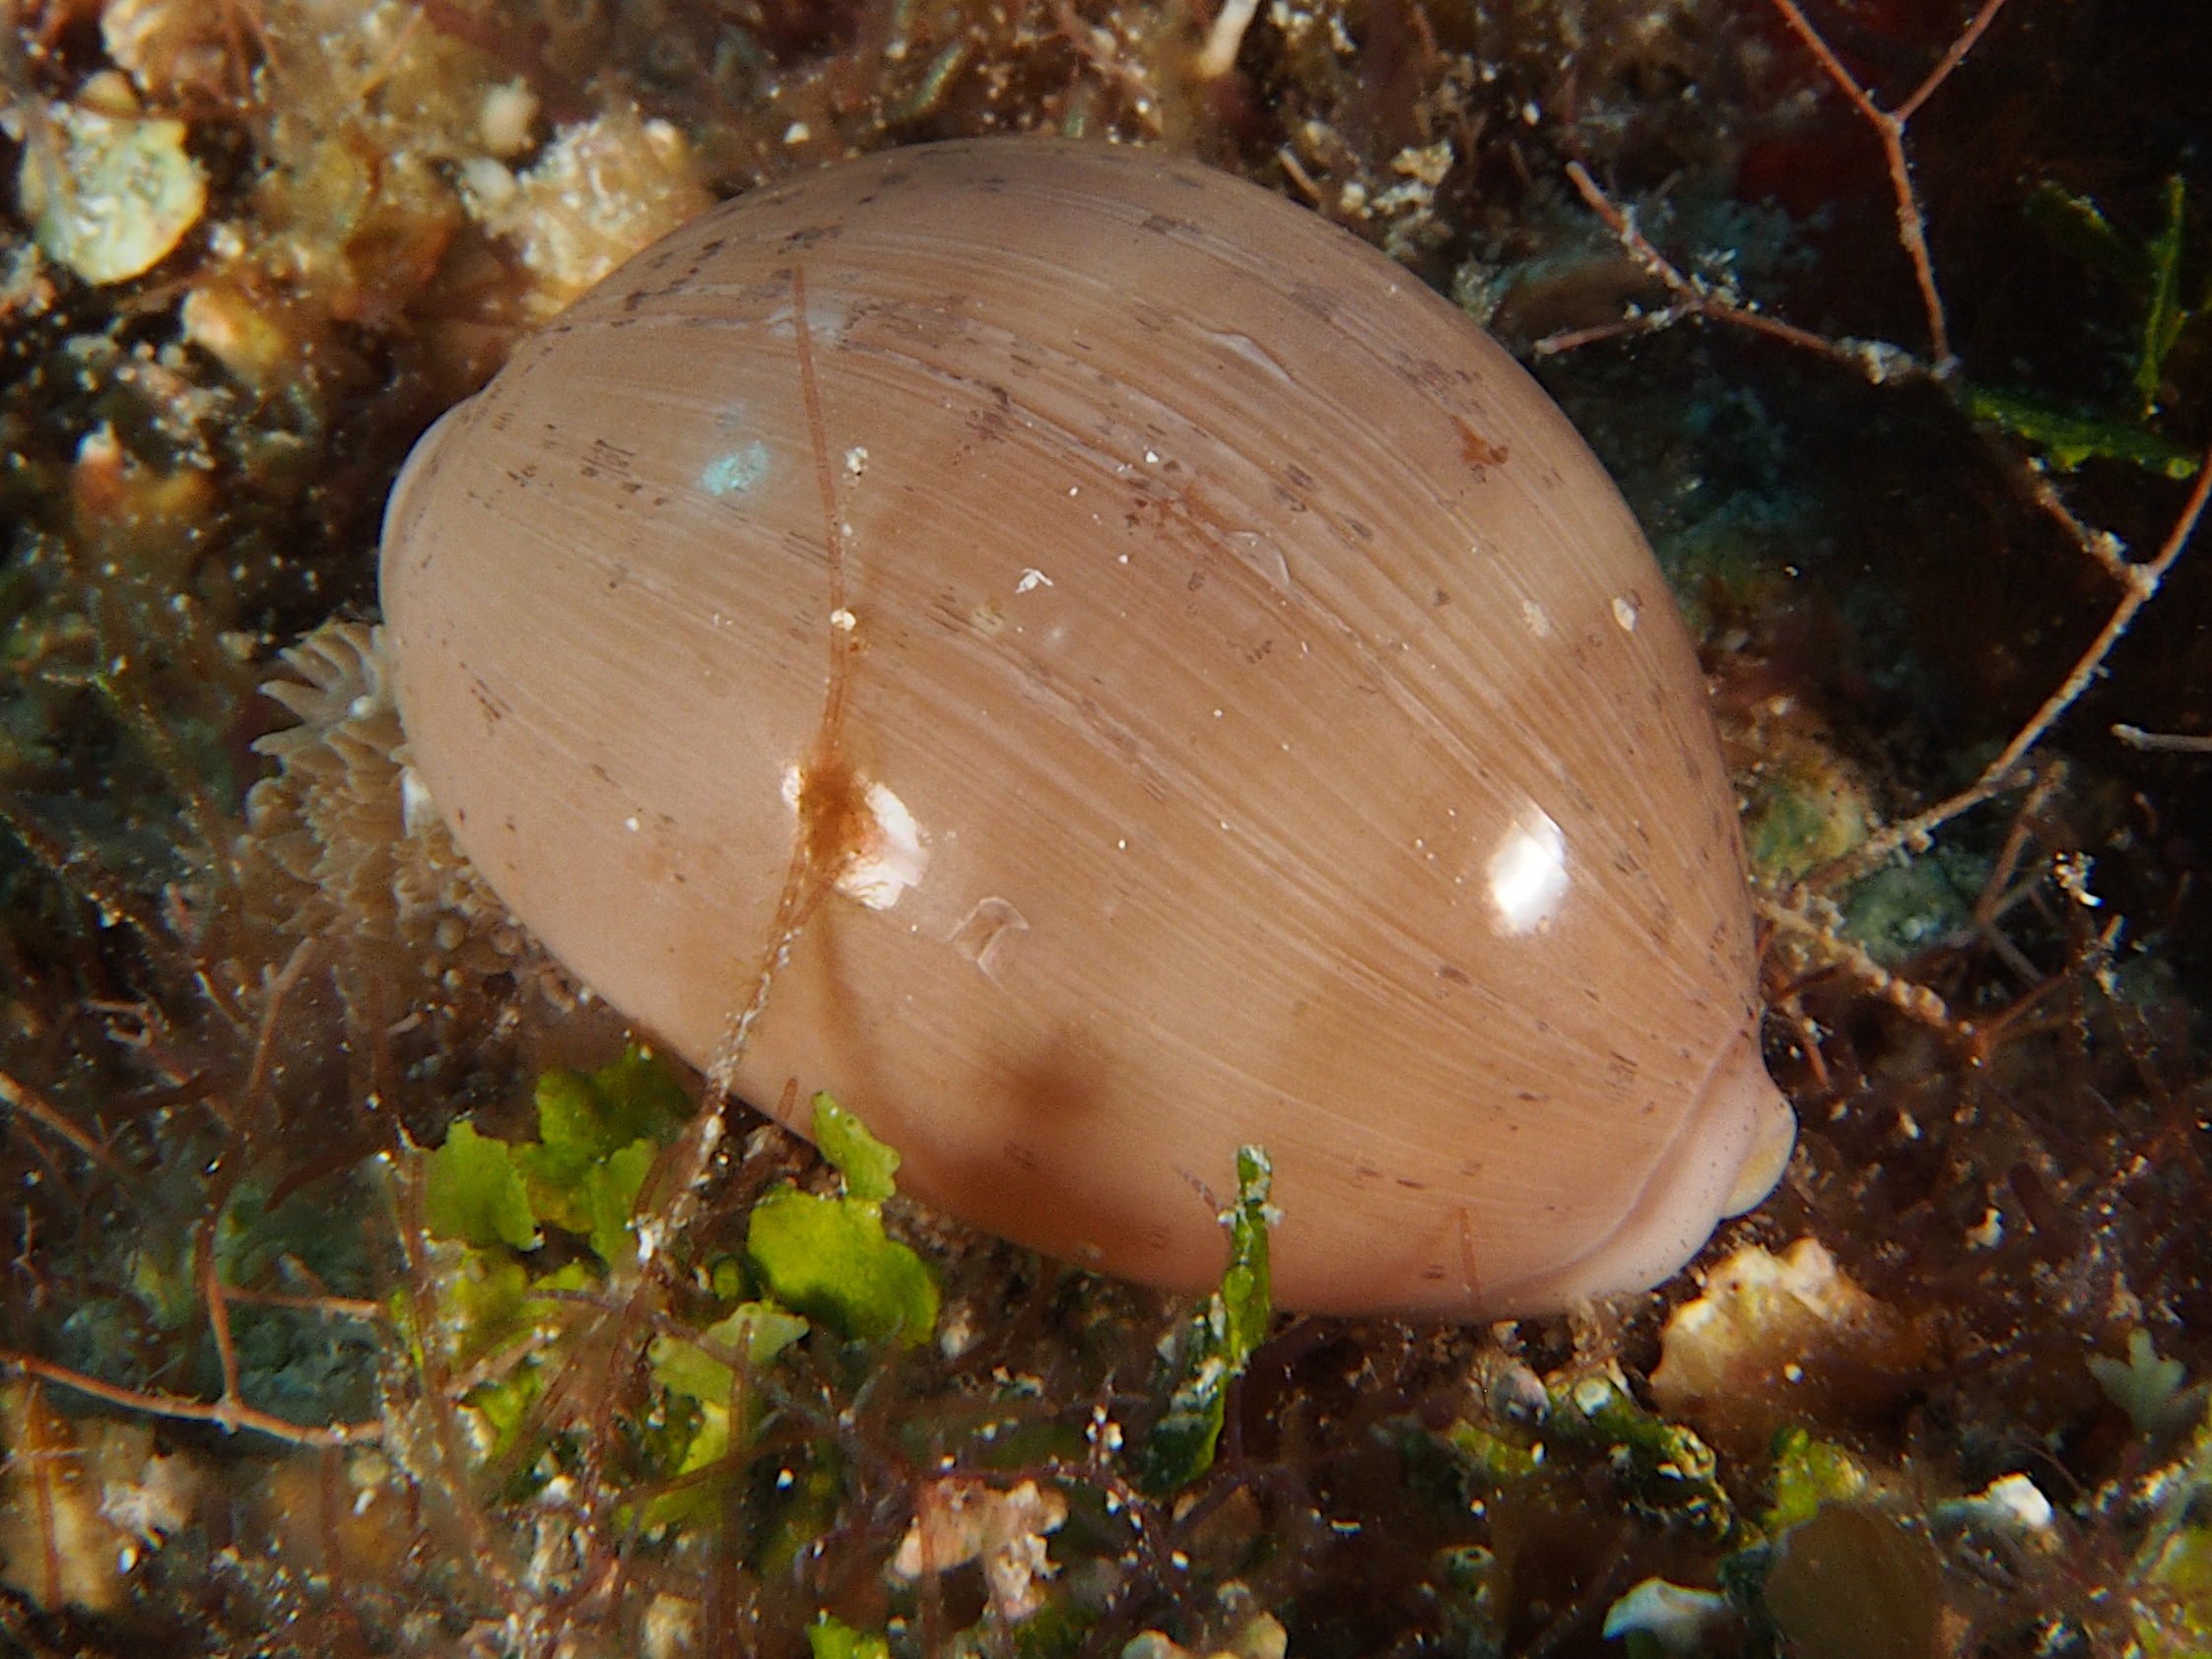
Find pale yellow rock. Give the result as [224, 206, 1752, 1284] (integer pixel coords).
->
[1122, 1613, 1289, 1659]
[15, 100, 205, 285]
[0, 1385, 129, 1613]
[1649, 1237, 1932, 1461]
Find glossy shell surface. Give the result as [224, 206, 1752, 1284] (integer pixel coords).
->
[380, 138, 1793, 1317]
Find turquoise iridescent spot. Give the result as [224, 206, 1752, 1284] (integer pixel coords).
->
[701, 442, 771, 497]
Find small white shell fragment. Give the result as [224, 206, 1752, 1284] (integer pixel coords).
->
[398, 766, 438, 838]
[16, 101, 205, 285]
[1613, 595, 1640, 631]
[839, 782, 928, 909]
[1602, 1579, 1732, 1654]
[782, 767, 928, 910]
[1610, 1583, 1725, 1659]
[1970, 1473, 2055, 1537]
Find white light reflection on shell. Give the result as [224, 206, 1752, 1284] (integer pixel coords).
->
[1487, 806, 1569, 936]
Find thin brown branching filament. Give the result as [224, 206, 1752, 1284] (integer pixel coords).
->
[666, 260, 864, 1261]
[1758, 431, 2210, 1035]
[0, 781, 202, 988]
[1967, 761, 2070, 976]
[2005, 445, 2135, 582]
[1759, 895, 1952, 1029]
[795, 261, 860, 738]
[0, 1071, 125, 1181]
[1766, 0, 2014, 371]
[1544, 163, 1869, 369]
[1798, 434, 2212, 897]
[195, 1214, 246, 1433]
[1545, 0, 2006, 378]
[2113, 724, 2212, 755]
[0, 1349, 380, 1448]
[220, 1284, 386, 1321]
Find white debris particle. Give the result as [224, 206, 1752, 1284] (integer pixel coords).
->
[830, 608, 857, 630]
[2054, 851, 2103, 906]
[1602, 1579, 1732, 1652]
[843, 783, 928, 909]
[478, 80, 540, 157]
[1392, 139, 1455, 186]
[1015, 567, 1053, 593]
[782, 121, 811, 144]
[780, 766, 928, 909]
[1977, 1473, 2055, 1535]
[1194, 0, 1261, 78]
[937, 1305, 978, 1360]
[843, 445, 868, 477]
[1613, 595, 1640, 631]
[398, 766, 439, 837]
[639, 1594, 699, 1659]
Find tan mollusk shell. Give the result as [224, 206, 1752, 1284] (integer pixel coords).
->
[379, 138, 1794, 1317]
